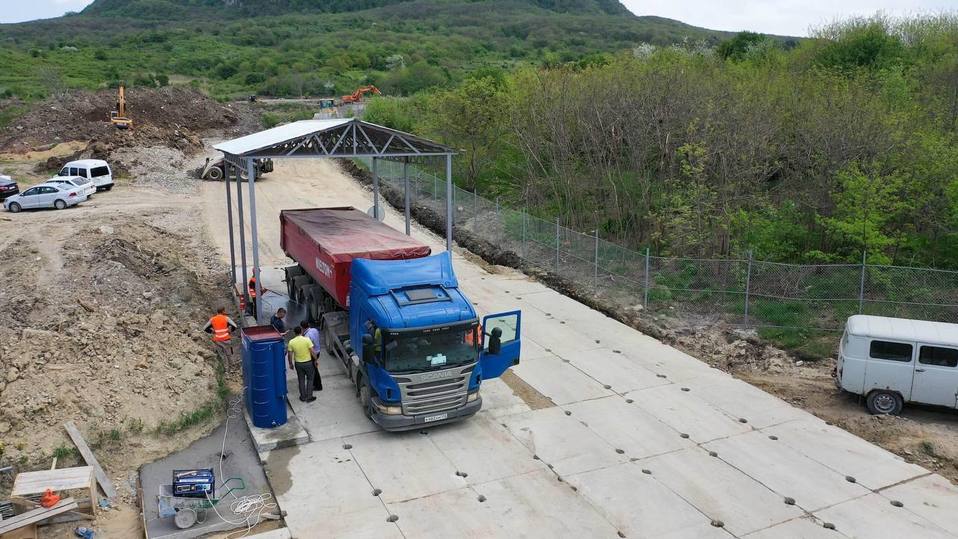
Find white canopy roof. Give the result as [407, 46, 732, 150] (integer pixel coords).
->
[213, 118, 454, 161]
[214, 119, 350, 156]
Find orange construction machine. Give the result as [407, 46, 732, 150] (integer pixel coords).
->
[110, 85, 133, 129]
[341, 85, 382, 104]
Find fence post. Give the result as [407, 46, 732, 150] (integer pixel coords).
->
[555, 217, 560, 274]
[432, 175, 437, 202]
[593, 229, 599, 293]
[496, 197, 500, 217]
[521, 210, 526, 258]
[859, 250, 867, 314]
[474, 188, 478, 219]
[744, 250, 753, 328]
[643, 247, 651, 308]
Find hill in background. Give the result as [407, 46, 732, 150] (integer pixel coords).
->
[0, 0, 727, 102]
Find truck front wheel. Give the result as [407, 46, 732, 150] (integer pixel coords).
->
[359, 380, 373, 420]
[866, 390, 903, 415]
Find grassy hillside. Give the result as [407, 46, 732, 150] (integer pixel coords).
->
[0, 0, 724, 101]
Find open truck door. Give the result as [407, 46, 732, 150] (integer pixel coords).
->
[479, 311, 521, 380]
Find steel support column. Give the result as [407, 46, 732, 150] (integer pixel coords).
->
[235, 160, 250, 316]
[372, 157, 380, 220]
[445, 155, 453, 252]
[224, 162, 237, 286]
[403, 158, 411, 235]
[247, 158, 263, 323]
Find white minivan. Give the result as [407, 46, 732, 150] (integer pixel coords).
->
[58, 159, 114, 191]
[837, 314, 958, 415]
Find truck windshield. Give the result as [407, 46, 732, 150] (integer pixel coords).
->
[383, 324, 478, 373]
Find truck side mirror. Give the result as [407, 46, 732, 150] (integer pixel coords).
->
[362, 333, 375, 363]
[488, 327, 502, 355]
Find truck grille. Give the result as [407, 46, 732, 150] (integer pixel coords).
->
[395, 364, 475, 416]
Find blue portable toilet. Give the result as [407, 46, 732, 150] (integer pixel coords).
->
[241, 326, 287, 428]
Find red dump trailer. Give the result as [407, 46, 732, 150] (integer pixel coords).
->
[280, 207, 431, 318]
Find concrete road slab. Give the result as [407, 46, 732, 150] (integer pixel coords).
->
[428, 415, 546, 485]
[626, 384, 751, 443]
[569, 349, 671, 394]
[203, 159, 958, 538]
[685, 377, 810, 429]
[503, 407, 628, 476]
[564, 397, 694, 459]
[388, 478, 619, 538]
[344, 430, 466, 503]
[742, 517, 837, 538]
[881, 474, 958, 534]
[704, 431, 870, 512]
[764, 419, 927, 491]
[511, 356, 613, 405]
[816, 493, 952, 539]
[658, 523, 735, 539]
[644, 448, 804, 536]
[265, 439, 392, 537]
[475, 377, 532, 418]
[287, 374, 379, 442]
[566, 462, 710, 538]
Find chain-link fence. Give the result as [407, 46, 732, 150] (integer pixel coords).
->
[362, 158, 958, 331]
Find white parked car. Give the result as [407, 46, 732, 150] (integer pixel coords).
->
[3, 183, 84, 212]
[58, 159, 114, 191]
[46, 175, 96, 200]
[836, 314, 958, 414]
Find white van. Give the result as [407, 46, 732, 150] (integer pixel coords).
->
[58, 159, 113, 191]
[837, 315, 958, 415]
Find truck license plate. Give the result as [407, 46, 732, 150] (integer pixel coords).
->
[424, 413, 448, 423]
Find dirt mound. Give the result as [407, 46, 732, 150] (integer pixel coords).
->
[0, 86, 239, 155]
[0, 214, 230, 469]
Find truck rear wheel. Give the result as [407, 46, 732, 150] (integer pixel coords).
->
[205, 166, 223, 181]
[290, 274, 311, 300]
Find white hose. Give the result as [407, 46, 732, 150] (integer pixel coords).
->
[203, 395, 279, 539]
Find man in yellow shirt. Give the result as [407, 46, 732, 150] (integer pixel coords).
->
[287, 326, 318, 402]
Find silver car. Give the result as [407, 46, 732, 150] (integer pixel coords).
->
[46, 175, 95, 199]
[3, 183, 83, 212]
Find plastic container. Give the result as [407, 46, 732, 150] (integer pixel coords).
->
[242, 326, 287, 428]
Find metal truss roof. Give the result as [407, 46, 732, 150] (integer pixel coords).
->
[214, 118, 455, 166]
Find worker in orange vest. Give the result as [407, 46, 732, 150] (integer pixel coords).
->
[204, 307, 238, 369]
[247, 275, 268, 316]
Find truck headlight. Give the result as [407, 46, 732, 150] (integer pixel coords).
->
[467, 391, 479, 402]
[373, 400, 402, 415]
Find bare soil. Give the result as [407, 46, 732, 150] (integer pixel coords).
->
[0, 184, 242, 537]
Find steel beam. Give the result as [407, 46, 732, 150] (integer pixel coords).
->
[372, 157, 380, 220]
[403, 158, 411, 235]
[247, 158, 263, 323]
[235, 161, 249, 317]
[224, 162, 237, 286]
[446, 155, 453, 252]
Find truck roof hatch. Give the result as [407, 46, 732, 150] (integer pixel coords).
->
[391, 286, 452, 306]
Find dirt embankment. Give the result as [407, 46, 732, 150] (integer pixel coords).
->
[0, 87, 261, 189]
[342, 160, 958, 484]
[0, 198, 237, 506]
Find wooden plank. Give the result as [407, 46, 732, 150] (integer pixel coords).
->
[0, 498, 77, 535]
[11, 467, 93, 496]
[64, 421, 117, 500]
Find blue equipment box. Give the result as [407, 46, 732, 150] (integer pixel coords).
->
[172, 469, 215, 498]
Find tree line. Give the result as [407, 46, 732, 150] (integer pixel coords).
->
[365, 14, 958, 269]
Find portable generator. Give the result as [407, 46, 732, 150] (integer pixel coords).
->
[172, 469, 215, 498]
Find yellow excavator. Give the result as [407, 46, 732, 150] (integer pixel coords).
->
[110, 85, 133, 129]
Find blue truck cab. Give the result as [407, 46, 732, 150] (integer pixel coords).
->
[343, 252, 521, 430]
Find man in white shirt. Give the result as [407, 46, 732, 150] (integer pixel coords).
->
[301, 320, 323, 391]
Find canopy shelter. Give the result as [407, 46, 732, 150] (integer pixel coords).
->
[213, 118, 457, 322]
